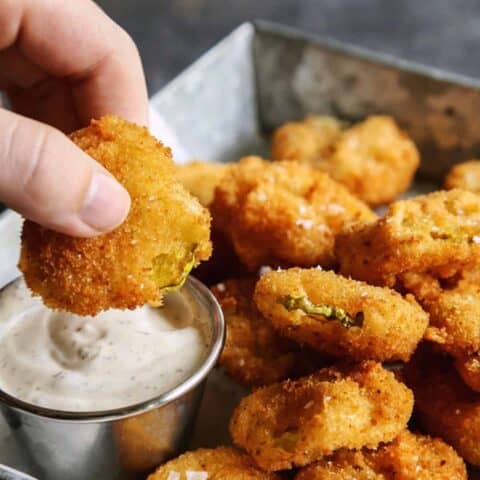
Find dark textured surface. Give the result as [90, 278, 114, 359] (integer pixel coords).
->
[96, 0, 480, 95]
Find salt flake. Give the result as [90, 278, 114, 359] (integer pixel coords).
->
[186, 472, 209, 480]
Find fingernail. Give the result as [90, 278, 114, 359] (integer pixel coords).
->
[80, 173, 130, 232]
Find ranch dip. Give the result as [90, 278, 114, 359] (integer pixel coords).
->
[0, 279, 211, 411]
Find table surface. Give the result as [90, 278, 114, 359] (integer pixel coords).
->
[96, 0, 480, 95]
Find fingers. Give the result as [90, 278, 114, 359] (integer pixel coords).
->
[0, 108, 131, 237]
[0, 0, 148, 126]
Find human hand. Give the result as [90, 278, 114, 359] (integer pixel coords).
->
[0, 0, 149, 236]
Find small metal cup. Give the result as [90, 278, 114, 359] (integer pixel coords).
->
[0, 276, 224, 480]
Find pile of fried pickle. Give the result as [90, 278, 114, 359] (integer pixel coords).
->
[19, 115, 480, 479]
[161, 115, 480, 480]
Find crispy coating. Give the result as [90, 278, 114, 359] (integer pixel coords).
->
[323, 116, 419, 206]
[254, 268, 428, 362]
[175, 161, 229, 207]
[19, 116, 212, 315]
[212, 277, 326, 387]
[230, 361, 413, 471]
[272, 116, 419, 207]
[147, 447, 279, 479]
[336, 189, 480, 287]
[404, 346, 480, 466]
[445, 160, 480, 193]
[455, 353, 480, 392]
[271, 116, 345, 165]
[211, 156, 376, 271]
[400, 267, 480, 356]
[295, 430, 467, 480]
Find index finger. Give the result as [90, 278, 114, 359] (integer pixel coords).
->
[0, 0, 148, 125]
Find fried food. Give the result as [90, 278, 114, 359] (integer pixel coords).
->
[324, 116, 419, 206]
[19, 116, 212, 315]
[400, 267, 480, 356]
[212, 277, 326, 387]
[147, 447, 279, 479]
[336, 189, 480, 287]
[175, 161, 229, 207]
[455, 352, 480, 392]
[404, 346, 480, 466]
[272, 115, 419, 206]
[230, 361, 413, 471]
[253, 268, 428, 362]
[211, 156, 375, 271]
[445, 160, 480, 193]
[295, 430, 467, 480]
[271, 115, 345, 165]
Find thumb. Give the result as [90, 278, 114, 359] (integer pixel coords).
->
[0, 109, 130, 237]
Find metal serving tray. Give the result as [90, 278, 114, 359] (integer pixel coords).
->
[2, 20, 480, 478]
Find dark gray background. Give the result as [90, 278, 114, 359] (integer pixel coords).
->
[96, 0, 480, 95]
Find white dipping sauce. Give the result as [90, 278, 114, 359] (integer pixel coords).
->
[0, 280, 211, 412]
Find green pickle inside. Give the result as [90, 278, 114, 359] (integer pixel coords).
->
[278, 295, 364, 329]
[152, 245, 197, 294]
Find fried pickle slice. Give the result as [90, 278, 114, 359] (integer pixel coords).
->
[147, 447, 279, 479]
[271, 115, 345, 166]
[254, 268, 428, 362]
[230, 361, 413, 471]
[19, 116, 212, 315]
[455, 353, 480, 392]
[404, 346, 480, 466]
[400, 267, 480, 355]
[212, 277, 326, 387]
[323, 116, 419, 206]
[272, 116, 419, 207]
[211, 156, 375, 271]
[175, 161, 229, 207]
[445, 160, 480, 193]
[336, 189, 480, 287]
[295, 430, 467, 480]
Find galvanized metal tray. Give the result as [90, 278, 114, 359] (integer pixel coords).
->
[2, 20, 480, 478]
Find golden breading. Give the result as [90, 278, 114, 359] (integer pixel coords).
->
[212, 277, 326, 387]
[445, 160, 480, 193]
[19, 116, 212, 315]
[253, 268, 428, 362]
[336, 189, 480, 287]
[147, 447, 279, 479]
[455, 353, 480, 392]
[400, 268, 480, 356]
[272, 116, 419, 207]
[211, 156, 376, 271]
[271, 115, 345, 165]
[295, 430, 467, 480]
[404, 346, 480, 466]
[322, 116, 419, 206]
[230, 361, 413, 471]
[175, 161, 229, 207]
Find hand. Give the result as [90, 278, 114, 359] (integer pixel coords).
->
[0, 0, 149, 236]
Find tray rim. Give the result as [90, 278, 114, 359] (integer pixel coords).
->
[253, 20, 480, 90]
[153, 20, 480, 108]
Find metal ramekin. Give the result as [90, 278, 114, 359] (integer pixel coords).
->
[0, 276, 224, 480]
